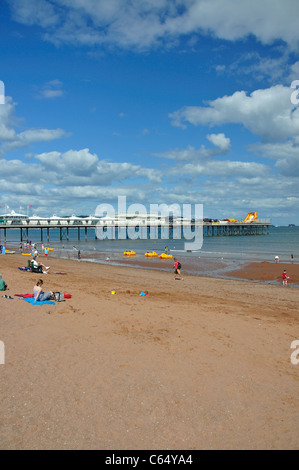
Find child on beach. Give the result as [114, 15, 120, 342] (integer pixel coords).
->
[78, 250, 81, 262]
[173, 258, 184, 281]
[282, 270, 289, 286]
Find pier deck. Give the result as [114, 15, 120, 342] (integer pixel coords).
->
[0, 220, 272, 244]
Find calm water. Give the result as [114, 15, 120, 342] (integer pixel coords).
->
[3, 225, 298, 267]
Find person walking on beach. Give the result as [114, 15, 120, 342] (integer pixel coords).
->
[173, 258, 184, 281]
[78, 250, 81, 262]
[291, 253, 294, 264]
[275, 255, 279, 263]
[282, 270, 289, 286]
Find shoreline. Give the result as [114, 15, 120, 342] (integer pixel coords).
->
[6, 242, 299, 288]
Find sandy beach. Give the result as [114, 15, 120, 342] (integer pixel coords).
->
[0, 253, 298, 450]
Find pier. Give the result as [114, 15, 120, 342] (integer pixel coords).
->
[0, 218, 271, 244]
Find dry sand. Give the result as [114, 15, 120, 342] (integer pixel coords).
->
[0, 253, 298, 450]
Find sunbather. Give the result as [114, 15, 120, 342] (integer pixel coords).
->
[31, 256, 50, 273]
[33, 279, 53, 302]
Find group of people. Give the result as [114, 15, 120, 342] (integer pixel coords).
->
[275, 254, 294, 263]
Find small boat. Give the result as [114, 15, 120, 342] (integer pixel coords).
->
[145, 251, 158, 257]
[22, 253, 32, 256]
[123, 250, 136, 256]
[5, 250, 16, 254]
[158, 253, 173, 259]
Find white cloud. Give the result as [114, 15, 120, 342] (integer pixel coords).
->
[206, 133, 230, 152]
[34, 148, 163, 185]
[38, 80, 64, 99]
[169, 85, 299, 142]
[168, 158, 269, 180]
[7, 0, 299, 50]
[154, 134, 231, 162]
[252, 140, 299, 177]
[0, 96, 67, 153]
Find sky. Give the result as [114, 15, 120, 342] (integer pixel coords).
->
[1, 0, 299, 225]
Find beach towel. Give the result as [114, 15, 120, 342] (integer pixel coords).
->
[23, 298, 56, 306]
[15, 294, 72, 299]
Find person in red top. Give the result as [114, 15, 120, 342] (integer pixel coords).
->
[174, 258, 184, 281]
[282, 270, 289, 286]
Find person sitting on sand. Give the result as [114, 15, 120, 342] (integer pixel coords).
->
[173, 258, 184, 281]
[31, 256, 50, 273]
[0, 274, 8, 291]
[33, 279, 53, 302]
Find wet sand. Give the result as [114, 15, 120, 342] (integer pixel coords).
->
[225, 261, 299, 285]
[0, 253, 298, 450]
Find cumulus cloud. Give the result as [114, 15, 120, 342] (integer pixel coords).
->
[33, 148, 163, 186]
[0, 147, 164, 214]
[7, 0, 299, 50]
[252, 140, 299, 177]
[206, 133, 230, 152]
[154, 133, 231, 162]
[169, 85, 299, 142]
[0, 96, 67, 154]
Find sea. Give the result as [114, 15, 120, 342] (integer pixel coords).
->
[2, 225, 298, 281]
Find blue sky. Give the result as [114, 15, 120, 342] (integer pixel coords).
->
[1, 0, 299, 224]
